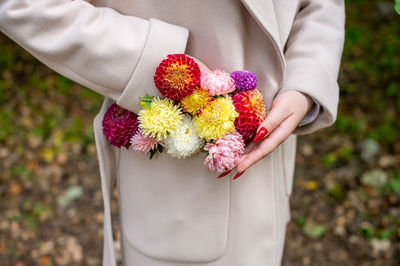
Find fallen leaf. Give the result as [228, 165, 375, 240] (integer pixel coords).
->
[303, 220, 326, 239]
[305, 180, 319, 191]
[39, 256, 51, 265]
[57, 186, 83, 207]
[9, 183, 21, 196]
[361, 169, 388, 188]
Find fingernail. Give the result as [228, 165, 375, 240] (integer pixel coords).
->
[218, 170, 231, 178]
[252, 127, 268, 143]
[233, 170, 246, 180]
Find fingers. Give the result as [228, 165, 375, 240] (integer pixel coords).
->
[243, 141, 258, 155]
[252, 100, 292, 144]
[230, 90, 313, 179]
[235, 114, 299, 173]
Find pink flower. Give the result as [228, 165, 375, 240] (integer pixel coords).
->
[200, 69, 236, 97]
[204, 132, 245, 173]
[130, 129, 160, 154]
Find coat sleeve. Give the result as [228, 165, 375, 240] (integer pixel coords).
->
[0, 0, 189, 114]
[277, 0, 345, 134]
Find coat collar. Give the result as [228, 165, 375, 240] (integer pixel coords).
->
[240, 0, 286, 86]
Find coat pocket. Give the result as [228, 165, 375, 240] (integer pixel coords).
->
[280, 134, 297, 196]
[117, 148, 231, 263]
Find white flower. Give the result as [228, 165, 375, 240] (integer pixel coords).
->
[165, 115, 205, 159]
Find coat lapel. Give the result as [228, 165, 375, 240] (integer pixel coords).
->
[240, 0, 286, 84]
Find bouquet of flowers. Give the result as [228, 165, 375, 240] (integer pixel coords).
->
[102, 54, 267, 174]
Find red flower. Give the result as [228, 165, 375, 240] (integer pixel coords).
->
[154, 54, 201, 101]
[102, 103, 139, 148]
[232, 89, 267, 143]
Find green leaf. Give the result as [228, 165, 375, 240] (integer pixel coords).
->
[138, 93, 154, 109]
[329, 183, 343, 201]
[157, 144, 163, 153]
[322, 152, 337, 168]
[378, 229, 392, 240]
[359, 223, 375, 239]
[303, 221, 326, 239]
[57, 186, 83, 207]
[296, 216, 306, 227]
[395, 0, 400, 15]
[387, 171, 400, 193]
[149, 149, 157, 159]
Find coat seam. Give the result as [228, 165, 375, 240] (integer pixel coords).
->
[240, 0, 286, 86]
[272, 146, 278, 266]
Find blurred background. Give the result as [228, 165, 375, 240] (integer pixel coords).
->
[0, 0, 399, 265]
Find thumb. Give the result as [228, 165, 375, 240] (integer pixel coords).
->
[185, 54, 211, 73]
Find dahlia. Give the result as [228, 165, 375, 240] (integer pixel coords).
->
[102, 103, 139, 149]
[164, 115, 205, 159]
[154, 54, 201, 101]
[200, 69, 236, 96]
[204, 132, 245, 173]
[193, 96, 238, 141]
[138, 97, 184, 141]
[130, 129, 160, 154]
[180, 88, 213, 115]
[232, 89, 267, 143]
[230, 70, 257, 92]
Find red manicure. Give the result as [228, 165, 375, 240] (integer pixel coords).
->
[252, 127, 268, 143]
[233, 170, 246, 180]
[218, 170, 231, 178]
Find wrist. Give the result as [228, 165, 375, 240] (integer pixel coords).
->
[300, 91, 314, 112]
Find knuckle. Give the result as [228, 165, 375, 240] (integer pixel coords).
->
[239, 158, 252, 171]
[267, 118, 279, 131]
[277, 132, 290, 145]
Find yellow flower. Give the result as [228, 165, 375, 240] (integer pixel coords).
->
[138, 97, 184, 141]
[180, 88, 212, 115]
[193, 96, 238, 141]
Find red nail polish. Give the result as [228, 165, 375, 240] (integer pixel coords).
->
[218, 170, 231, 178]
[252, 127, 268, 143]
[233, 170, 245, 180]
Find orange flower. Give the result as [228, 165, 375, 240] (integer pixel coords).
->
[154, 54, 201, 101]
[232, 89, 267, 143]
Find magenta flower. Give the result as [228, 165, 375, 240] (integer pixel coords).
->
[130, 129, 160, 154]
[204, 132, 245, 173]
[102, 103, 139, 149]
[230, 71, 257, 92]
[200, 69, 236, 96]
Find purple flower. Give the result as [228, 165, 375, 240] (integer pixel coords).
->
[230, 71, 257, 92]
[102, 103, 139, 149]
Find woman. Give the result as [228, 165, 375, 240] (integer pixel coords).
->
[0, 0, 345, 265]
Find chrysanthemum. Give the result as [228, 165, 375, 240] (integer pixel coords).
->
[180, 88, 213, 115]
[230, 71, 257, 92]
[193, 96, 238, 141]
[200, 69, 236, 96]
[102, 103, 139, 149]
[138, 97, 184, 141]
[232, 89, 267, 143]
[154, 54, 201, 101]
[204, 132, 245, 173]
[164, 115, 205, 159]
[130, 129, 160, 154]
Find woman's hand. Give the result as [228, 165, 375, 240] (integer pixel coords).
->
[184, 55, 314, 180]
[231, 90, 314, 179]
[185, 54, 211, 73]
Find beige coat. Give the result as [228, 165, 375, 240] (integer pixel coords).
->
[0, 0, 345, 265]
